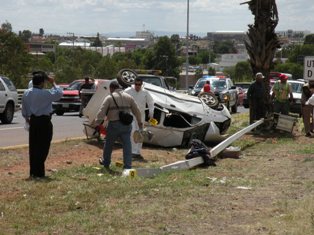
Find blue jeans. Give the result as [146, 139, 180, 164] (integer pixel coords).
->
[103, 121, 132, 169]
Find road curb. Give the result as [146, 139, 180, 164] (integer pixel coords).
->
[0, 136, 86, 151]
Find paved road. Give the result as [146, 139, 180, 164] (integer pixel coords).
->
[0, 107, 248, 148]
[0, 111, 87, 148]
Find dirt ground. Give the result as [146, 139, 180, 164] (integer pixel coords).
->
[0, 138, 188, 181]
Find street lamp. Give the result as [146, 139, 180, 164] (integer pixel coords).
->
[185, 0, 190, 90]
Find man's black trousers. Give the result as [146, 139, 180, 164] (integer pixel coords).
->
[29, 115, 53, 177]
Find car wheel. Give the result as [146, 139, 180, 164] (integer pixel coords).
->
[198, 92, 219, 108]
[55, 110, 64, 116]
[117, 69, 138, 88]
[0, 102, 14, 124]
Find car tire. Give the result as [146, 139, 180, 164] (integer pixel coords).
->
[55, 110, 64, 116]
[117, 69, 138, 88]
[0, 102, 14, 124]
[198, 92, 219, 108]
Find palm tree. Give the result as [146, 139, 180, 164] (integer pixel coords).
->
[241, 0, 281, 113]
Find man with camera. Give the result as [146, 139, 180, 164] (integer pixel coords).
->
[22, 71, 63, 179]
[93, 81, 142, 173]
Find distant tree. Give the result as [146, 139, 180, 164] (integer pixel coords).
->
[287, 44, 314, 65]
[170, 34, 181, 54]
[208, 67, 216, 75]
[144, 36, 180, 77]
[130, 49, 147, 67]
[91, 32, 103, 47]
[188, 56, 201, 65]
[234, 61, 252, 81]
[1, 21, 12, 32]
[197, 50, 210, 64]
[273, 62, 303, 79]
[19, 30, 32, 42]
[95, 56, 117, 79]
[0, 27, 31, 87]
[304, 34, 314, 45]
[195, 68, 203, 79]
[39, 28, 44, 36]
[213, 40, 237, 54]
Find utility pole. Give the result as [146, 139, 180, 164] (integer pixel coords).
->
[67, 32, 75, 48]
[185, 0, 190, 90]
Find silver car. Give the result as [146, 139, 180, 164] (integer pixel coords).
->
[0, 76, 19, 124]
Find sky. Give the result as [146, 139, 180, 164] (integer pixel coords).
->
[0, 0, 313, 37]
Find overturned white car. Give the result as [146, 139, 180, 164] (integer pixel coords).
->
[83, 79, 231, 147]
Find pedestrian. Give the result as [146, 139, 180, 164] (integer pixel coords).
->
[203, 80, 211, 93]
[271, 74, 293, 115]
[301, 80, 314, 137]
[93, 81, 143, 173]
[79, 76, 95, 117]
[22, 71, 63, 179]
[125, 78, 154, 161]
[247, 72, 267, 124]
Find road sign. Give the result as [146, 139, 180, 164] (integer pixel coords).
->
[304, 56, 314, 80]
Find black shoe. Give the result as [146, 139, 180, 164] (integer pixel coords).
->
[305, 132, 312, 137]
[132, 154, 147, 162]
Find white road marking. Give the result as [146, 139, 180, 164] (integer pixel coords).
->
[0, 126, 24, 131]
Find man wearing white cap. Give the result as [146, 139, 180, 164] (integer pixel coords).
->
[247, 72, 267, 124]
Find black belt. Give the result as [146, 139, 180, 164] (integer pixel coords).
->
[30, 114, 51, 120]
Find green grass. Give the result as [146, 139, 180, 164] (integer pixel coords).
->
[1, 113, 314, 234]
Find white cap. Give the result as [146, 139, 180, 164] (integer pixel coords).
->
[255, 72, 264, 78]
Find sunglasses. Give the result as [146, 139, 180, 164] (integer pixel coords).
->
[135, 83, 142, 86]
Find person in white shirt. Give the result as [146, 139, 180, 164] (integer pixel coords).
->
[125, 78, 154, 161]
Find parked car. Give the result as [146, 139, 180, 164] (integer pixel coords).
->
[235, 82, 252, 108]
[209, 78, 238, 113]
[286, 80, 304, 115]
[236, 87, 244, 106]
[235, 82, 251, 92]
[269, 72, 292, 80]
[190, 75, 222, 96]
[52, 79, 104, 116]
[0, 76, 19, 124]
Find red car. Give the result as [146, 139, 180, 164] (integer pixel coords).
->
[52, 79, 104, 116]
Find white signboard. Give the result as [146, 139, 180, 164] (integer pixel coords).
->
[304, 56, 314, 80]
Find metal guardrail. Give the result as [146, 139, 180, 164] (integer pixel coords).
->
[17, 89, 25, 105]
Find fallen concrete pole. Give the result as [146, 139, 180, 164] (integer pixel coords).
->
[133, 119, 264, 178]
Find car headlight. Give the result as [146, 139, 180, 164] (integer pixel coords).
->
[191, 90, 195, 95]
[222, 94, 229, 102]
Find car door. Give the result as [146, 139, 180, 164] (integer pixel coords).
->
[227, 79, 237, 105]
